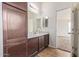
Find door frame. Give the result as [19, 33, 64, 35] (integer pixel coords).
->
[72, 4, 79, 57]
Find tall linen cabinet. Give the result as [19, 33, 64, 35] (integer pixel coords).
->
[2, 2, 28, 57]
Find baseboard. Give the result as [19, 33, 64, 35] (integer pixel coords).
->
[57, 48, 71, 53]
[48, 45, 56, 49]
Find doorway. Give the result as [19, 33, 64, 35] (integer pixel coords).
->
[56, 8, 73, 53]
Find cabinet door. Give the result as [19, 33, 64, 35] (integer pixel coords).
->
[28, 37, 38, 56]
[3, 3, 28, 57]
[44, 34, 49, 48]
[39, 36, 44, 51]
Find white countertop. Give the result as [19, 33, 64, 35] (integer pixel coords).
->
[28, 32, 48, 39]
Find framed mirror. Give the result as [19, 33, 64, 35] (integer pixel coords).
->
[42, 16, 48, 28]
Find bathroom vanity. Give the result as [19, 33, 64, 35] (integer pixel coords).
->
[28, 33, 49, 56]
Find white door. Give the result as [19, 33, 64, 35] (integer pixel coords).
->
[56, 8, 73, 52]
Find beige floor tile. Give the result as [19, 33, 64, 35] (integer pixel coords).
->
[36, 47, 71, 57]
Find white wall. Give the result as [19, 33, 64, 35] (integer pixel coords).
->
[55, 2, 76, 10]
[0, 2, 3, 57]
[41, 2, 56, 48]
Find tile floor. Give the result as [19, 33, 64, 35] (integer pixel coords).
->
[36, 47, 71, 57]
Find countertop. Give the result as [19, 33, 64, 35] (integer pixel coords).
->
[28, 32, 48, 39]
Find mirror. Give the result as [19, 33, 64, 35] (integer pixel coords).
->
[42, 16, 48, 28]
[28, 3, 41, 34]
[28, 3, 48, 34]
[28, 9, 40, 34]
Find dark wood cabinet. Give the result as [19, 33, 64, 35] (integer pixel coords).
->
[44, 34, 49, 48]
[3, 3, 28, 57]
[28, 37, 38, 56]
[38, 36, 45, 51]
[28, 34, 49, 56]
[3, 2, 27, 12]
